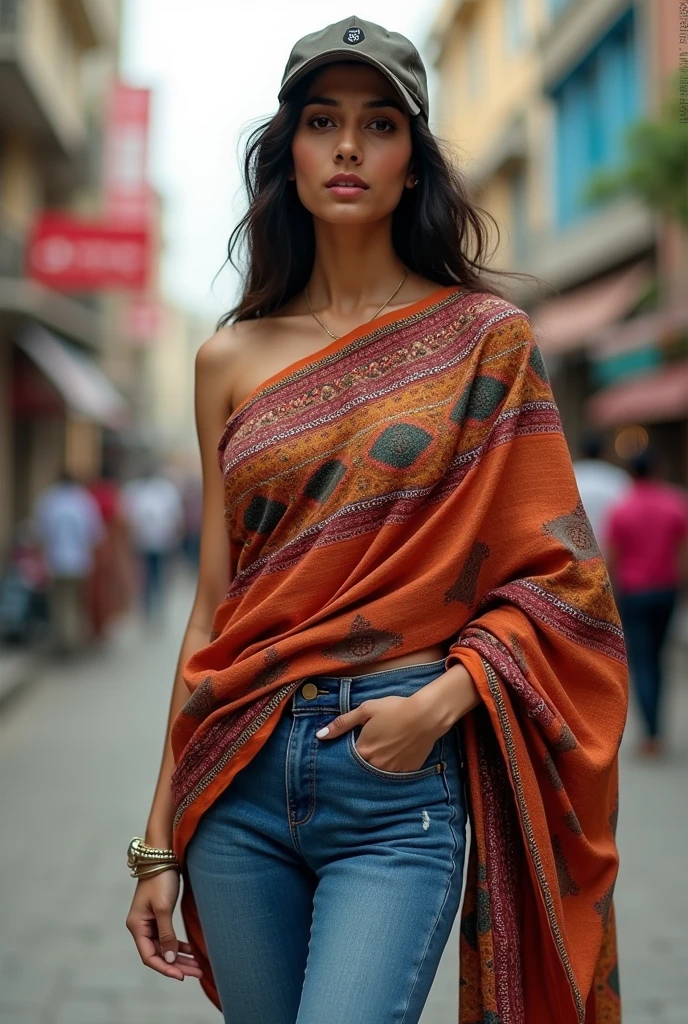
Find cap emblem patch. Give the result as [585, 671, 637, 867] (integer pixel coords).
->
[343, 27, 365, 44]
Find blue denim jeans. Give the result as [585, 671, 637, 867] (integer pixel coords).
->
[617, 587, 677, 738]
[185, 657, 468, 1024]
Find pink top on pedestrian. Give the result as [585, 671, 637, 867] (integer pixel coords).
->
[605, 480, 688, 593]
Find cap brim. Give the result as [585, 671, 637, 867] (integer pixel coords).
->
[278, 49, 422, 116]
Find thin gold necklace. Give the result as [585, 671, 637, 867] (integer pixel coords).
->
[304, 269, 409, 340]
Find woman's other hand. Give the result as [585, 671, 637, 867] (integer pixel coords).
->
[126, 869, 204, 982]
[315, 663, 480, 773]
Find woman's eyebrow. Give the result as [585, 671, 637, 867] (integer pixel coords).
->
[302, 95, 406, 114]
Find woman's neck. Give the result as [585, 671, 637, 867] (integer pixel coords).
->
[307, 221, 407, 316]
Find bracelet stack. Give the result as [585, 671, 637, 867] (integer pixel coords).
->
[127, 837, 180, 879]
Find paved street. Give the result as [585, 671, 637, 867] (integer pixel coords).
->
[0, 572, 686, 1024]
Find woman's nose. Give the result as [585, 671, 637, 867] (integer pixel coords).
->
[335, 147, 361, 163]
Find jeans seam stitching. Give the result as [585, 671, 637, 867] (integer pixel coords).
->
[398, 755, 462, 1024]
[293, 730, 318, 826]
[284, 707, 303, 851]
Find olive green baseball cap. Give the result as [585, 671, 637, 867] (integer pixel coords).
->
[278, 16, 429, 119]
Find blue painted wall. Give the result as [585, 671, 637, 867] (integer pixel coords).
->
[551, 8, 642, 228]
[550, 0, 574, 16]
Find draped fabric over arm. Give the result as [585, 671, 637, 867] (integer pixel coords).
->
[168, 284, 627, 1022]
[440, 324, 627, 1023]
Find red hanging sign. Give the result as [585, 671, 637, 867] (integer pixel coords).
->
[103, 82, 153, 226]
[26, 213, 151, 291]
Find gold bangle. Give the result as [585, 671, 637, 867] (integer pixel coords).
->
[127, 836, 179, 878]
[128, 837, 175, 861]
[131, 862, 180, 880]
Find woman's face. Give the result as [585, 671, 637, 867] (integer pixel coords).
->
[289, 62, 416, 224]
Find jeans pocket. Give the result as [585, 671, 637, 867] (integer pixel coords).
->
[347, 726, 446, 781]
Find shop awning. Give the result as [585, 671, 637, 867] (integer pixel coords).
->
[591, 305, 688, 360]
[530, 261, 653, 355]
[587, 361, 688, 428]
[14, 324, 129, 429]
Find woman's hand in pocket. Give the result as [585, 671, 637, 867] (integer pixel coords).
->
[316, 695, 440, 773]
[126, 869, 204, 982]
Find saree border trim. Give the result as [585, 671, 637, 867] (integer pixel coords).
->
[219, 285, 471, 447]
[482, 657, 585, 1023]
[172, 680, 301, 831]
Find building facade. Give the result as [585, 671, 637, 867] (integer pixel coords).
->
[429, 0, 687, 478]
[0, 0, 125, 558]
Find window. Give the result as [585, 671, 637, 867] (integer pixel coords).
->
[504, 0, 527, 53]
[551, 9, 641, 226]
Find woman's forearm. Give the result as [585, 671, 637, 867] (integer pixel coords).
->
[144, 616, 215, 848]
[409, 661, 481, 734]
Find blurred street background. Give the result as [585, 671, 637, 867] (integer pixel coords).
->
[0, 1, 687, 1022]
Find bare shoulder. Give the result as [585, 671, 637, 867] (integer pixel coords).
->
[194, 320, 270, 407]
[194, 316, 294, 416]
[195, 319, 261, 371]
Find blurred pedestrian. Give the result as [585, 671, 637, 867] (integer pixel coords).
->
[33, 469, 105, 655]
[0, 520, 50, 644]
[87, 466, 135, 641]
[179, 471, 202, 569]
[605, 450, 688, 757]
[122, 460, 184, 623]
[573, 431, 631, 560]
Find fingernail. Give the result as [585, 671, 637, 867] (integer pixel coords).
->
[315, 727, 329, 738]
[164, 951, 176, 963]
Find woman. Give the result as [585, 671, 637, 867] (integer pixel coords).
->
[126, 17, 628, 1024]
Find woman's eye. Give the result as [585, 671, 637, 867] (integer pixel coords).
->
[306, 116, 397, 133]
[370, 119, 396, 133]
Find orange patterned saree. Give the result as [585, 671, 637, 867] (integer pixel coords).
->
[170, 283, 628, 1022]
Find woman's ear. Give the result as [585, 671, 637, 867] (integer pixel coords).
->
[405, 170, 419, 189]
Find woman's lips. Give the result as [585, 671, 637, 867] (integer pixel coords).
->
[326, 185, 367, 197]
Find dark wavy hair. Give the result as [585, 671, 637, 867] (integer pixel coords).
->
[214, 68, 521, 330]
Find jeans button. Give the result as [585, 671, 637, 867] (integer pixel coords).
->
[301, 682, 318, 700]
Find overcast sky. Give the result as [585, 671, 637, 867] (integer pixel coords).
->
[121, 2, 441, 322]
